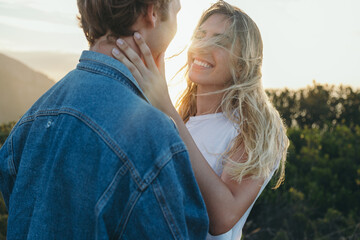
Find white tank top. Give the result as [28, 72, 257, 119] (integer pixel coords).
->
[186, 113, 276, 240]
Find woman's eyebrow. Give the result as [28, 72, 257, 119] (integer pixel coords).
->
[213, 33, 231, 39]
[196, 29, 230, 39]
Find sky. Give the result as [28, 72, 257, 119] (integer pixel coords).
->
[1, 0, 360, 99]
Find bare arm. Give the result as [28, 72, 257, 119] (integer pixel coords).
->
[112, 34, 265, 235]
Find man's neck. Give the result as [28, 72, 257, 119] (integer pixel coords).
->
[89, 34, 141, 58]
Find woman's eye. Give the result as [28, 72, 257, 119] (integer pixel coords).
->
[216, 39, 229, 47]
[214, 36, 231, 48]
[194, 30, 206, 39]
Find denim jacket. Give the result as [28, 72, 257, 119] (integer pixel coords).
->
[0, 51, 209, 239]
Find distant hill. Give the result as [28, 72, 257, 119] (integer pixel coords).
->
[3, 50, 80, 81]
[0, 53, 55, 123]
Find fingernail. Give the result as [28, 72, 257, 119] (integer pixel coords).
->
[117, 39, 124, 45]
[112, 48, 120, 55]
[134, 32, 141, 39]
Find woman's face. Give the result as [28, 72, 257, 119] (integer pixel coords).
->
[188, 14, 233, 92]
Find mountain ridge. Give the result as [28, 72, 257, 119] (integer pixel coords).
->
[0, 53, 55, 123]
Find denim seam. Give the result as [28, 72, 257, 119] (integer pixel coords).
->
[80, 57, 134, 83]
[77, 64, 144, 101]
[152, 178, 183, 240]
[113, 148, 187, 239]
[18, 116, 36, 126]
[18, 108, 144, 189]
[95, 163, 128, 239]
[61, 108, 144, 187]
[77, 65, 133, 90]
[95, 164, 128, 214]
[113, 189, 142, 240]
[17, 110, 58, 126]
[8, 136, 17, 181]
[138, 146, 187, 191]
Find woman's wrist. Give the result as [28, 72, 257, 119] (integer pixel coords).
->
[162, 101, 177, 117]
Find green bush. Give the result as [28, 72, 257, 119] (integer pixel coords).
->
[243, 84, 360, 239]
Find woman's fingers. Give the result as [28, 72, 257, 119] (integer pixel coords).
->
[115, 38, 148, 75]
[133, 32, 158, 73]
[112, 34, 172, 112]
[112, 48, 144, 85]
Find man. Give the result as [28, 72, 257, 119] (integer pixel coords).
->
[0, 0, 209, 239]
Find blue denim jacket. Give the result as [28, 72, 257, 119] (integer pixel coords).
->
[0, 51, 209, 239]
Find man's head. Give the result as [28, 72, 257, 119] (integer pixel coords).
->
[77, 0, 180, 57]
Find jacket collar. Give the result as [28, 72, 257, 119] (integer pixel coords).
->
[78, 50, 149, 103]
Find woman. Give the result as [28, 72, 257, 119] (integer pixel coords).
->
[112, 1, 289, 239]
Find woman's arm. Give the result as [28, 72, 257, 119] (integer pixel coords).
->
[112, 33, 265, 235]
[165, 104, 264, 235]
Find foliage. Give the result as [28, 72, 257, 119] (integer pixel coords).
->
[0, 122, 15, 148]
[266, 81, 360, 129]
[0, 122, 13, 238]
[243, 83, 360, 239]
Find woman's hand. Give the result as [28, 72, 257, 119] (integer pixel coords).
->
[112, 32, 174, 114]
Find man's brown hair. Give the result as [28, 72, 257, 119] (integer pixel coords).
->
[77, 0, 171, 45]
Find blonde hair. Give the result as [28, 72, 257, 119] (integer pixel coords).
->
[176, 1, 289, 188]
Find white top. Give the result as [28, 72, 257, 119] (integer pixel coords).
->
[186, 113, 277, 240]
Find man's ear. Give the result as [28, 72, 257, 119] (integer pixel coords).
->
[145, 4, 158, 28]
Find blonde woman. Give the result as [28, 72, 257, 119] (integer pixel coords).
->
[112, 1, 289, 239]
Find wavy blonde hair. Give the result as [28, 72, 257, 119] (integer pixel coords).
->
[176, 1, 289, 188]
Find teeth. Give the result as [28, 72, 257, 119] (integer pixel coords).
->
[193, 59, 212, 68]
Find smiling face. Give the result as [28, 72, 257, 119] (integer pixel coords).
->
[187, 14, 234, 93]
